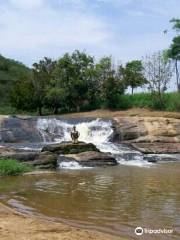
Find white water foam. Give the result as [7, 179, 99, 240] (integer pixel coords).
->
[37, 118, 113, 144]
[116, 157, 152, 167]
[58, 161, 92, 170]
[36, 118, 151, 168]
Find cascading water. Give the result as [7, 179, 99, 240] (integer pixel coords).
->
[37, 118, 151, 168]
[36, 118, 113, 144]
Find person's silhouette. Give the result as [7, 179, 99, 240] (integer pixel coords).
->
[71, 126, 80, 144]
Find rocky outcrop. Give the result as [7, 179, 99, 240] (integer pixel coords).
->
[0, 142, 116, 168]
[114, 117, 180, 143]
[113, 117, 180, 153]
[59, 151, 117, 167]
[42, 141, 99, 154]
[26, 151, 58, 169]
[0, 116, 41, 143]
[43, 142, 117, 167]
[0, 146, 39, 161]
[144, 154, 180, 162]
[131, 143, 180, 154]
[1, 114, 180, 155]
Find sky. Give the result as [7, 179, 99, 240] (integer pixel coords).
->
[0, 0, 179, 67]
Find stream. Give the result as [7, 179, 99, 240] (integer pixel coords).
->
[0, 118, 180, 239]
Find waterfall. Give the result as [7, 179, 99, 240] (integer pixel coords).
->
[36, 118, 113, 145]
[36, 118, 151, 168]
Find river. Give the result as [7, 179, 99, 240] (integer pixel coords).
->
[0, 117, 180, 239]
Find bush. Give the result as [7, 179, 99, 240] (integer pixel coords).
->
[0, 159, 33, 176]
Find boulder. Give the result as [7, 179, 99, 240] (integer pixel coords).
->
[42, 141, 99, 154]
[144, 154, 180, 162]
[114, 117, 180, 144]
[0, 151, 38, 161]
[26, 151, 58, 169]
[0, 117, 42, 143]
[58, 151, 117, 167]
[131, 143, 180, 154]
[143, 155, 158, 163]
[0, 146, 16, 154]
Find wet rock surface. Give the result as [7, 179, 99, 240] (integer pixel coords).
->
[59, 151, 117, 167]
[0, 142, 116, 168]
[26, 151, 58, 169]
[144, 154, 180, 162]
[0, 117, 41, 143]
[131, 142, 180, 154]
[1, 115, 180, 166]
[0, 151, 38, 161]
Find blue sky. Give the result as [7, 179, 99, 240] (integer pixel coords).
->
[0, 0, 179, 67]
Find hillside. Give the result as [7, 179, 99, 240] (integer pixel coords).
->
[0, 55, 31, 104]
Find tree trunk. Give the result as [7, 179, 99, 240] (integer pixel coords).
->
[131, 86, 134, 95]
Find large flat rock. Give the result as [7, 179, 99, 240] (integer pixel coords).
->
[42, 141, 100, 154]
[114, 117, 180, 143]
[131, 143, 180, 154]
[59, 151, 117, 167]
[0, 149, 38, 161]
[0, 117, 41, 143]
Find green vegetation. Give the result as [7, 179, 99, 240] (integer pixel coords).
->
[167, 18, 180, 91]
[0, 54, 31, 105]
[0, 18, 179, 115]
[0, 159, 33, 176]
[122, 60, 147, 94]
[117, 92, 180, 111]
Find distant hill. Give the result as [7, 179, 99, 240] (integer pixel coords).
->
[0, 55, 31, 104]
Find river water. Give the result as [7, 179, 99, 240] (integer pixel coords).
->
[0, 118, 180, 239]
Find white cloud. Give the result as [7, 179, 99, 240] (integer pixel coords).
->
[0, 0, 179, 66]
[0, 2, 112, 65]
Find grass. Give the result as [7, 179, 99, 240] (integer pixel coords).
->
[117, 92, 180, 112]
[0, 159, 33, 176]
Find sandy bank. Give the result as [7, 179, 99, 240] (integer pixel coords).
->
[1, 108, 180, 120]
[60, 108, 180, 119]
[0, 202, 126, 240]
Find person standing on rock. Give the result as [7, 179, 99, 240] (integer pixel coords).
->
[71, 126, 80, 144]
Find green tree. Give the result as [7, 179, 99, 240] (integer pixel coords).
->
[48, 50, 95, 113]
[168, 18, 180, 91]
[10, 74, 35, 111]
[0, 55, 31, 105]
[170, 18, 180, 32]
[71, 50, 94, 111]
[123, 60, 147, 94]
[102, 76, 119, 108]
[32, 57, 56, 115]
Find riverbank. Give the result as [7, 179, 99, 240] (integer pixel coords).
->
[1, 108, 180, 120]
[0, 202, 125, 240]
[60, 108, 180, 119]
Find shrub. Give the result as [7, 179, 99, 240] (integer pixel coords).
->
[0, 159, 33, 176]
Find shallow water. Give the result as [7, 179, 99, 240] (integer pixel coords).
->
[0, 163, 180, 239]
